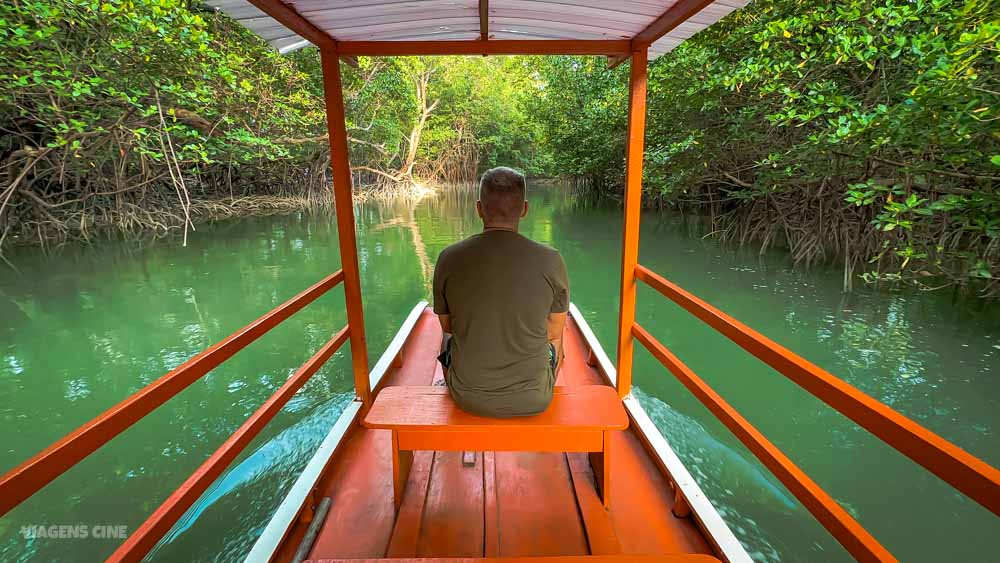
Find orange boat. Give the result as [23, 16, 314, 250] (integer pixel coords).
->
[2, 3, 998, 563]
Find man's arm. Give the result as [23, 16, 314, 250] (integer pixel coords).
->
[433, 248, 451, 338]
[547, 250, 570, 374]
[548, 311, 567, 372]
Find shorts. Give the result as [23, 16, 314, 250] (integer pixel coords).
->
[438, 336, 556, 371]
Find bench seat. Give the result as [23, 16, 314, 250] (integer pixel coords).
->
[363, 385, 628, 510]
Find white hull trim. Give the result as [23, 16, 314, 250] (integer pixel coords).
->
[568, 303, 752, 563]
[244, 301, 429, 562]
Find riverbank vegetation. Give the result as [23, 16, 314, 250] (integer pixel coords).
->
[2, 0, 997, 297]
[531, 0, 999, 298]
[0, 0, 545, 252]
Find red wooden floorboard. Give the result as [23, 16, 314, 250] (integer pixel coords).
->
[417, 451, 485, 557]
[483, 452, 500, 557]
[567, 453, 621, 555]
[494, 451, 590, 557]
[607, 431, 713, 555]
[296, 312, 443, 560]
[305, 428, 396, 558]
[289, 309, 716, 561]
[386, 451, 435, 557]
[386, 311, 444, 387]
[557, 316, 605, 386]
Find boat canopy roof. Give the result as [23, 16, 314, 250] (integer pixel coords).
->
[206, 0, 750, 57]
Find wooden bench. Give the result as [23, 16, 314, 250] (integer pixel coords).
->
[363, 385, 629, 511]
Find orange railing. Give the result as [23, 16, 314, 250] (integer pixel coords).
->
[628, 263, 1000, 562]
[0, 269, 354, 562]
[607, 42, 1000, 563]
[0, 49, 372, 563]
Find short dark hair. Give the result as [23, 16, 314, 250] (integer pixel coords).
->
[478, 167, 525, 223]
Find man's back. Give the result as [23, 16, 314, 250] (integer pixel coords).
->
[433, 229, 569, 417]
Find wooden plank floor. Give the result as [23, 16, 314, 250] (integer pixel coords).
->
[279, 309, 715, 561]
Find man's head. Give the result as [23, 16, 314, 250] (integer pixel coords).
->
[477, 167, 528, 229]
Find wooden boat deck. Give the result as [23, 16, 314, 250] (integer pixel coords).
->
[274, 309, 717, 561]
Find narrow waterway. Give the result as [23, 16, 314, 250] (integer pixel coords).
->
[1, 184, 998, 562]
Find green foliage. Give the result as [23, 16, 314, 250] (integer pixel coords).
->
[423, 56, 549, 174]
[0, 0, 324, 168]
[528, 56, 629, 184]
[0, 0, 340, 251]
[3, 0, 997, 298]
[0, 0, 544, 246]
[530, 0, 1000, 297]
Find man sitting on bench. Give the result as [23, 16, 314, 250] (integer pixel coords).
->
[432, 167, 570, 418]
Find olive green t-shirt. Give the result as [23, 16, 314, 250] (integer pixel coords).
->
[433, 229, 570, 417]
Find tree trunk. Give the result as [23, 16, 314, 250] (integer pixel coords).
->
[399, 70, 439, 182]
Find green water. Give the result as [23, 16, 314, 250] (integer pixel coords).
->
[1, 184, 998, 562]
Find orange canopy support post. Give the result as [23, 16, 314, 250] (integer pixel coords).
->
[615, 47, 649, 399]
[320, 48, 372, 409]
[479, 0, 489, 41]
